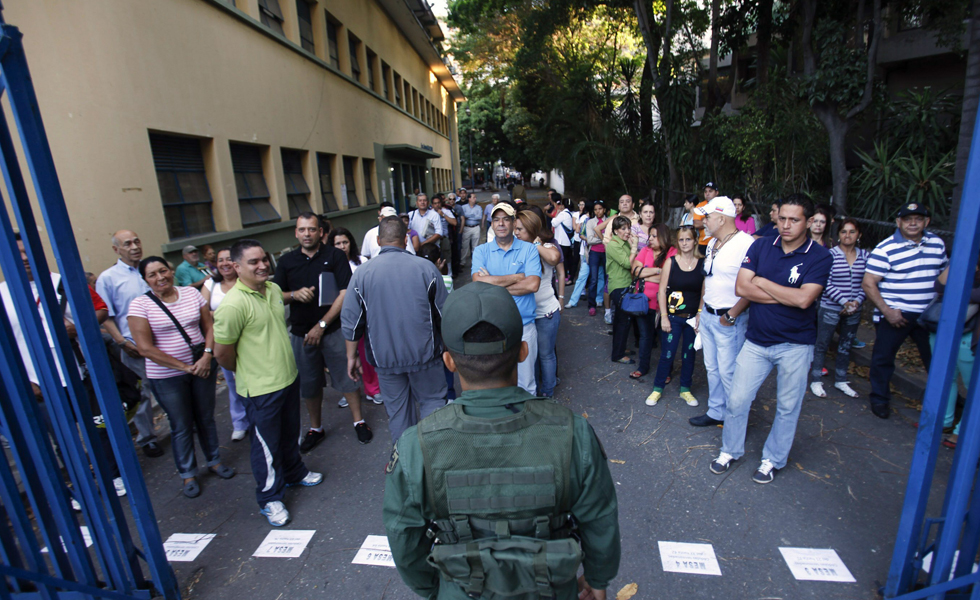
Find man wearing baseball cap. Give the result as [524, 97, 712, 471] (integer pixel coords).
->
[471, 202, 542, 394]
[687, 196, 755, 429]
[862, 202, 947, 419]
[175, 244, 211, 289]
[383, 282, 620, 600]
[360, 202, 416, 260]
[693, 182, 721, 255]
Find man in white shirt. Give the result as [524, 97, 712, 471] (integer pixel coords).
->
[688, 197, 756, 427]
[407, 194, 444, 249]
[360, 203, 416, 261]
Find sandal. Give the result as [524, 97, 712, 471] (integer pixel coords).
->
[183, 479, 201, 498]
[209, 465, 236, 479]
[614, 357, 635, 365]
[629, 371, 645, 379]
[942, 434, 958, 449]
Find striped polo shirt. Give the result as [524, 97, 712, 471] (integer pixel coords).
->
[866, 230, 948, 315]
[820, 246, 870, 310]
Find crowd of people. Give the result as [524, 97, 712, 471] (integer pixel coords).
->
[4, 177, 971, 599]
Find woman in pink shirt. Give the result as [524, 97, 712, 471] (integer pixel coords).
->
[630, 223, 676, 379]
[733, 195, 756, 235]
[129, 256, 234, 498]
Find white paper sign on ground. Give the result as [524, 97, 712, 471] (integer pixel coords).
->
[779, 547, 856, 582]
[252, 530, 316, 558]
[352, 534, 396, 568]
[658, 541, 722, 576]
[164, 533, 216, 562]
[41, 526, 93, 553]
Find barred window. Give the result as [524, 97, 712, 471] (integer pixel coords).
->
[149, 133, 216, 239]
[230, 143, 280, 227]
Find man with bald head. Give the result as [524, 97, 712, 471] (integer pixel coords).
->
[96, 230, 163, 457]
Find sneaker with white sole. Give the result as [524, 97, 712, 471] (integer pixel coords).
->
[679, 391, 699, 407]
[645, 390, 662, 406]
[231, 429, 247, 441]
[710, 452, 736, 474]
[810, 382, 826, 398]
[260, 501, 290, 527]
[752, 459, 776, 484]
[338, 397, 349, 408]
[834, 382, 860, 398]
[287, 471, 324, 488]
[113, 477, 127, 497]
[366, 394, 384, 405]
[604, 310, 613, 325]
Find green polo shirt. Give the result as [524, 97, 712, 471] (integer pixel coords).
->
[213, 280, 297, 397]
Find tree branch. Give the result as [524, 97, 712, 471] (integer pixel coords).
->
[845, 0, 882, 120]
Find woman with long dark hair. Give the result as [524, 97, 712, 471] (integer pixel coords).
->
[630, 223, 675, 379]
[326, 227, 363, 272]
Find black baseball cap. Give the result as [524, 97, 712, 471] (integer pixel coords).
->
[897, 202, 930, 218]
[704, 182, 719, 191]
[442, 282, 523, 356]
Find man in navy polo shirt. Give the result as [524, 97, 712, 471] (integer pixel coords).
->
[709, 194, 832, 484]
[862, 203, 947, 419]
[471, 201, 542, 394]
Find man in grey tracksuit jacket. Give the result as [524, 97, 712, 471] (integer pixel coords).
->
[341, 216, 449, 442]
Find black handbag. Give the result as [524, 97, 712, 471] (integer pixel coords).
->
[143, 292, 206, 362]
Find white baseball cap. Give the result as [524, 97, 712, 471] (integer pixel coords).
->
[694, 196, 736, 218]
[380, 206, 398, 218]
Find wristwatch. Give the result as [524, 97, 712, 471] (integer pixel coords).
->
[724, 311, 737, 325]
[318, 320, 327, 329]
[204, 348, 213, 354]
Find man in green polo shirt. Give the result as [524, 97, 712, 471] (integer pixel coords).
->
[214, 239, 323, 527]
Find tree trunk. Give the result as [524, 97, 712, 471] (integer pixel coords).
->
[952, 0, 980, 225]
[756, 0, 773, 88]
[640, 57, 653, 139]
[706, 0, 721, 113]
[814, 105, 850, 214]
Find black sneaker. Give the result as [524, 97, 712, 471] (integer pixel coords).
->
[689, 414, 724, 427]
[142, 442, 164, 458]
[709, 452, 736, 474]
[299, 429, 325, 453]
[752, 459, 776, 484]
[870, 403, 890, 419]
[355, 422, 373, 444]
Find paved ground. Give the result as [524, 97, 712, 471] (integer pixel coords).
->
[129, 266, 954, 600]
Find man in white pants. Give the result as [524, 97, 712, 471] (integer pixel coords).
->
[459, 193, 483, 267]
[471, 202, 541, 394]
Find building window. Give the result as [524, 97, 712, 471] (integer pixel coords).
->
[394, 73, 403, 107]
[366, 49, 377, 92]
[363, 160, 377, 205]
[343, 156, 359, 207]
[326, 16, 340, 69]
[258, 0, 285, 35]
[230, 142, 280, 227]
[317, 152, 340, 212]
[281, 149, 312, 218]
[349, 34, 362, 82]
[404, 81, 411, 112]
[296, 0, 315, 52]
[382, 62, 391, 100]
[149, 133, 216, 239]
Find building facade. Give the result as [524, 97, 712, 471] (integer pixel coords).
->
[6, 0, 463, 269]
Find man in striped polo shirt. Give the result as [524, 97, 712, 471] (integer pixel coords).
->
[862, 203, 948, 419]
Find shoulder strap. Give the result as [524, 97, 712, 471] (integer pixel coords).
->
[143, 291, 196, 352]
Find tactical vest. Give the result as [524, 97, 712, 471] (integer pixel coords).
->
[418, 399, 583, 599]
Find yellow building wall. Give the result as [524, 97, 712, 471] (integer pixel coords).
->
[3, 0, 461, 271]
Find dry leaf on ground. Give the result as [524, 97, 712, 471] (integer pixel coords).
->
[609, 459, 626, 464]
[616, 583, 638, 600]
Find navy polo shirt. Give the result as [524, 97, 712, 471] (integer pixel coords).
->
[740, 236, 832, 347]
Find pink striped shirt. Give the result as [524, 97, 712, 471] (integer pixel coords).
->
[128, 287, 207, 379]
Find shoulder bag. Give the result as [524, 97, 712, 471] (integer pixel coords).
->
[143, 291, 206, 362]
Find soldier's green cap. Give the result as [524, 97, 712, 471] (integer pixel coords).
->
[442, 282, 523, 355]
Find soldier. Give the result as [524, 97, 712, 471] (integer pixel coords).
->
[383, 282, 620, 599]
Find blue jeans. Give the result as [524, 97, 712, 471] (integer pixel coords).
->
[655, 315, 696, 389]
[587, 251, 606, 309]
[929, 332, 975, 433]
[147, 364, 221, 479]
[222, 367, 249, 432]
[565, 255, 589, 307]
[535, 310, 562, 396]
[700, 311, 748, 420]
[721, 341, 814, 469]
[810, 306, 861, 383]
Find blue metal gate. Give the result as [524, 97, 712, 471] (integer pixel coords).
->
[0, 8, 179, 600]
[884, 110, 980, 595]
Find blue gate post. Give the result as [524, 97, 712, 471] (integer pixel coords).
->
[0, 9, 180, 600]
[884, 107, 980, 595]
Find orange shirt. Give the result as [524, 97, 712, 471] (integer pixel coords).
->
[692, 201, 714, 245]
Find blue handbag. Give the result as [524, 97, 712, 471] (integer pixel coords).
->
[620, 274, 649, 316]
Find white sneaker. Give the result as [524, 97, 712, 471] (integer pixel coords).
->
[287, 471, 323, 488]
[835, 382, 860, 398]
[260, 501, 290, 527]
[71, 497, 82, 512]
[337, 397, 349, 408]
[370, 395, 384, 405]
[603, 310, 613, 325]
[231, 430, 247, 441]
[113, 477, 127, 497]
[809, 382, 826, 398]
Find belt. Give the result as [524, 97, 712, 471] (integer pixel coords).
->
[670, 312, 695, 319]
[465, 223, 480, 228]
[703, 305, 731, 316]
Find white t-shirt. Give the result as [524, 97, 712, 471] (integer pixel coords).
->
[360, 225, 417, 261]
[534, 245, 563, 318]
[203, 278, 231, 311]
[553, 209, 574, 247]
[702, 230, 755, 310]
